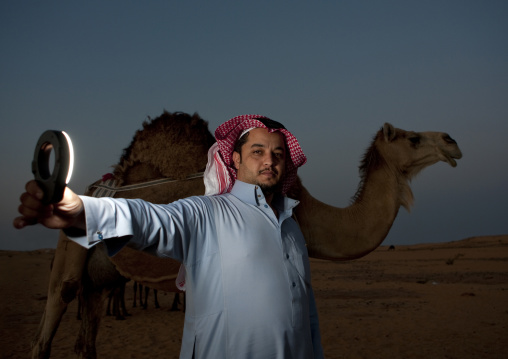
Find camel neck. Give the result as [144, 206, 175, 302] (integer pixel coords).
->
[294, 168, 402, 260]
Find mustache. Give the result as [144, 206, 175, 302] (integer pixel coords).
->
[259, 168, 278, 175]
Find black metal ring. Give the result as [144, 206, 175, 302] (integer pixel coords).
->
[31, 130, 73, 204]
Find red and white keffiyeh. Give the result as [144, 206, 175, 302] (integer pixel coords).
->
[204, 114, 307, 196]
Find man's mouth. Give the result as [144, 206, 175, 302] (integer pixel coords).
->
[259, 169, 277, 176]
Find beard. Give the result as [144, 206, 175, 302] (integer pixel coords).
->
[258, 182, 282, 195]
[257, 168, 284, 195]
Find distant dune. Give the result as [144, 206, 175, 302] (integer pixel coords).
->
[1, 235, 507, 359]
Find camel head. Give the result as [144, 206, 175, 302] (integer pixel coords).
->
[357, 123, 462, 210]
[378, 122, 462, 173]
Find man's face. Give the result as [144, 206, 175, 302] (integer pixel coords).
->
[232, 128, 286, 194]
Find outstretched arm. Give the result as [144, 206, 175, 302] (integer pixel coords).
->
[15, 179, 207, 263]
[70, 195, 207, 261]
[13, 180, 85, 231]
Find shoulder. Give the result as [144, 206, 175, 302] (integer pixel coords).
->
[173, 193, 236, 212]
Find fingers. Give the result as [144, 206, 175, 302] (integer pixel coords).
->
[15, 180, 85, 230]
[14, 180, 51, 229]
[18, 188, 51, 216]
[25, 180, 44, 200]
[13, 215, 38, 229]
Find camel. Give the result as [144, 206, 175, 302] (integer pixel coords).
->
[105, 280, 130, 320]
[32, 112, 213, 359]
[30, 111, 462, 359]
[133, 282, 160, 310]
[77, 280, 130, 321]
[288, 122, 462, 260]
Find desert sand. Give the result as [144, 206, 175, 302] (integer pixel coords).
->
[1, 235, 507, 359]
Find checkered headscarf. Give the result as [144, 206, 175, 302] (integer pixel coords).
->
[204, 114, 307, 195]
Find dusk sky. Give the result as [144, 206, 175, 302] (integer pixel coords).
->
[1, 1, 507, 251]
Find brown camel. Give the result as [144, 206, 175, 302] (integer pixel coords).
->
[132, 282, 160, 310]
[30, 112, 462, 359]
[289, 122, 462, 260]
[32, 112, 213, 359]
[105, 279, 130, 320]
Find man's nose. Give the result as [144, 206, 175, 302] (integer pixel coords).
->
[263, 153, 274, 166]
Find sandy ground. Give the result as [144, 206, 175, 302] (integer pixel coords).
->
[1, 235, 507, 359]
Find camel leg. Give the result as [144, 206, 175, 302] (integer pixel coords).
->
[132, 281, 138, 307]
[170, 292, 185, 312]
[32, 231, 88, 359]
[106, 291, 114, 317]
[170, 293, 180, 311]
[139, 283, 145, 308]
[118, 281, 130, 318]
[110, 286, 125, 320]
[153, 289, 160, 309]
[143, 285, 149, 309]
[112, 290, 121, 319]
[77, 295, 82, 320]
[74, 288, 108, 359]
[74, 243, 130, 358]
[111, 283, 128, 320]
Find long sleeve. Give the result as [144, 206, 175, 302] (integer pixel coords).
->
[66, 195, 209, 261]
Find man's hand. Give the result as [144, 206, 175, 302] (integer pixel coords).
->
[13, 180, 86, 230]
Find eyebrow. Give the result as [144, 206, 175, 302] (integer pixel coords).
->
[250, 143, 285, 151]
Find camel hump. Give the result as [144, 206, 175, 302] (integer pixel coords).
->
[114, 111, 215, 183]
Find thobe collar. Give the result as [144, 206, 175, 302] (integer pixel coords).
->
[230, 180, 300, 222]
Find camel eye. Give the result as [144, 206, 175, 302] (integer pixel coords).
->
[408, 136, 420, 145]
[443, 134, 457, 144]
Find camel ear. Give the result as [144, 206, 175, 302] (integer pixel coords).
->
[383, 123, 396, 142]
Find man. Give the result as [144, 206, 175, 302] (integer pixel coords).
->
[15, 115, 324, 359]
